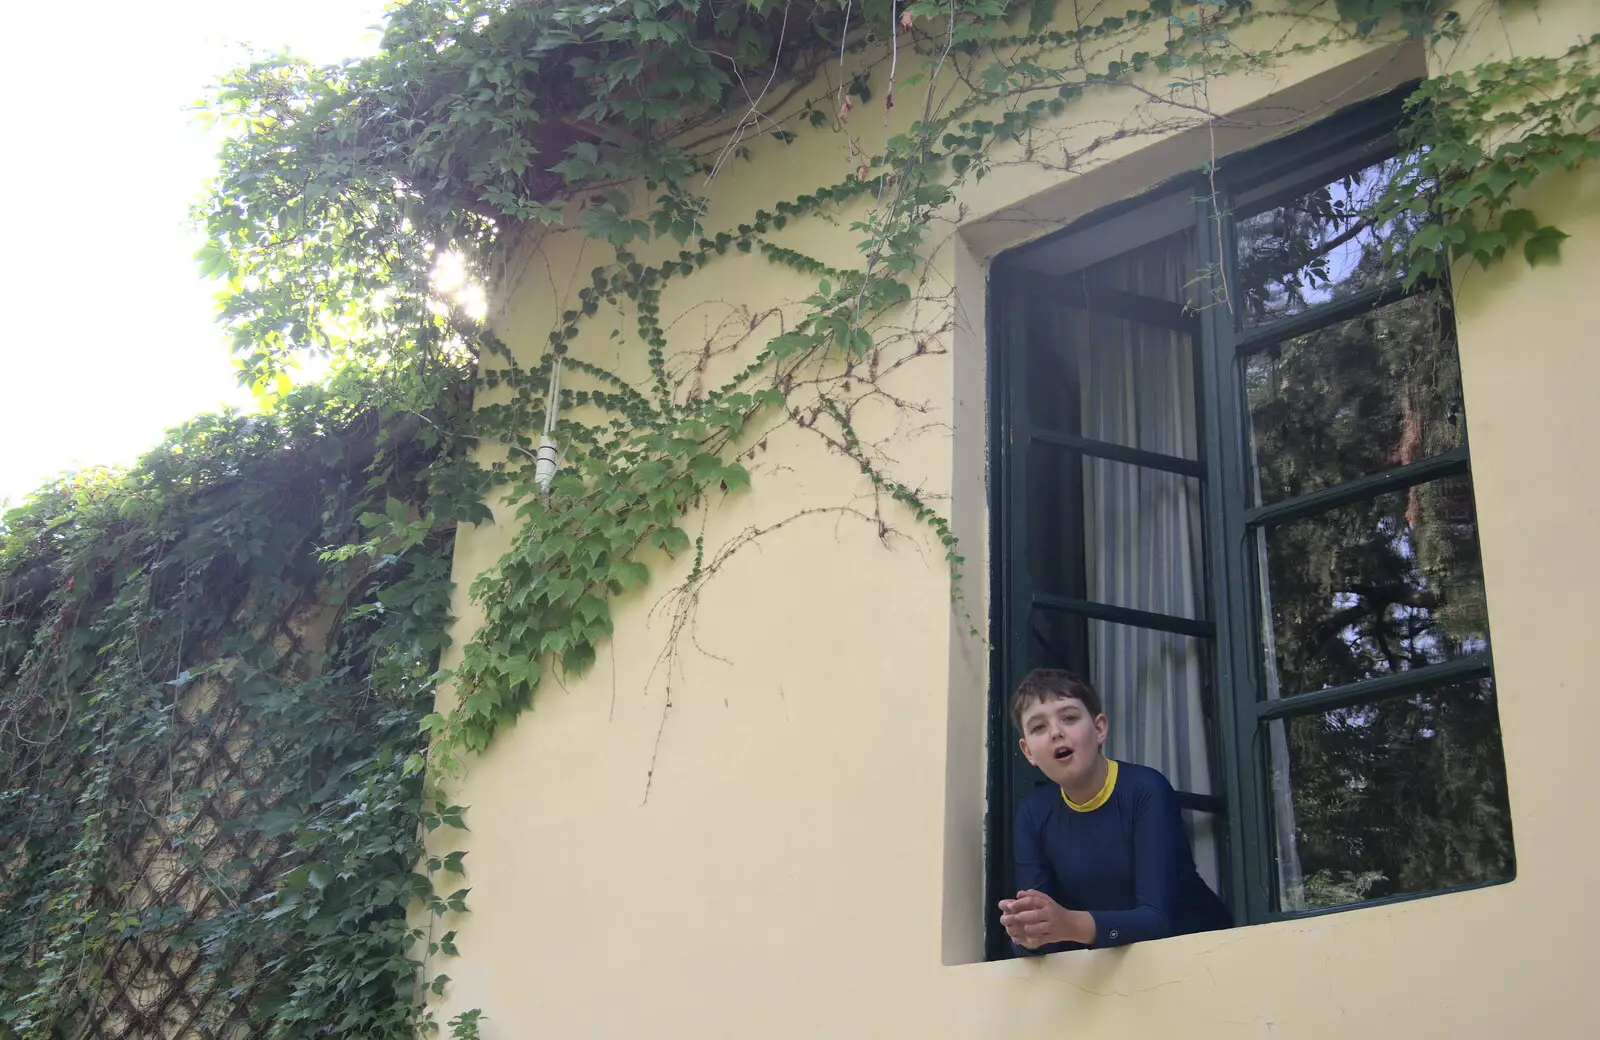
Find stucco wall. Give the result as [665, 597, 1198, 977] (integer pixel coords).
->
[428, 3, 1600, 1036]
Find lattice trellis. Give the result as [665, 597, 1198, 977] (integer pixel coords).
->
[70, 685, 292, 1040]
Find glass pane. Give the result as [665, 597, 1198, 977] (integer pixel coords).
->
[1029, 614, 1214, 799]
[1183, 808, 1223, 897]
[1026, 229, 1200, 461]
[1083, 458, 1205, 619]
[1236, 152, 1425, 326]
[1028, 453, 1205, 620]
[1260, 476, 1488, 698]
[1269, 680, 1514, 912]
[1246, 289, 1465, 505]
[1029, 311, 1199, 460]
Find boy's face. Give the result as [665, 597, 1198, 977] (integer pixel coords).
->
[1017, 694, 1108, 789]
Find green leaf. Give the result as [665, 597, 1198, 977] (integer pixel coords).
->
[651, 526, 691, 553]
[1410, 224, 1446, 254]
[689, 453, 724, 481]
[1499, 208, 1540, 240]
[769, 331, 818, 358]
[504, 654, 539, 688]
[720, 463, 751, 493]
[562, 641, 596, 675]
[614, 559, 650, 588]
[1524, 225, 1569, 266]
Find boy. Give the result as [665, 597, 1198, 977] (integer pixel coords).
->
[998, 669, 1231, 955]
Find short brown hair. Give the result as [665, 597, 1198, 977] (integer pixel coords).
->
[1009, 669, 1103, 731]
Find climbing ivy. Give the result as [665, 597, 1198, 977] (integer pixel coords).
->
[4, 0, 1595, 1034]
[1376, 35, 1600, 281]
[0, 373, 486, 1037]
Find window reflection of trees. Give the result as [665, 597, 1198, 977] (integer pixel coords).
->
[1236, 155, 1426, 325]
[1239, 150, 1513, 912]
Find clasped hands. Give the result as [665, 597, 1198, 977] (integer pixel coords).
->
[998, 889, 1096, 949]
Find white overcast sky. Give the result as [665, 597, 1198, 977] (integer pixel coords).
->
[0, 0, 391, 507]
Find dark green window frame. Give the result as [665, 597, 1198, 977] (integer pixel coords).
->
[984, 85, 1515, 960]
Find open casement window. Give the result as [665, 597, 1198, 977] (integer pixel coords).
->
[985, 87, 1516, 959]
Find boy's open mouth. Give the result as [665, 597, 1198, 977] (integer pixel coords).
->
[1053, 746, 1073, 761]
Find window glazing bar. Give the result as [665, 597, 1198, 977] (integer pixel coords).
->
[1233, 277, 1433, 357]
[1032, 592, 1216, 639]
[1019, 270, 1200, 335]
[1254, 653, 1494, 723]
[1177, 792, 1227, 813]
[1032, 428, 1206, 478]
[1266, 875, 1508, 924]
[1243, 446, 1470, 529]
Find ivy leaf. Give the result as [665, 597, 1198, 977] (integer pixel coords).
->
[720, 463, 751, 494]
[634, 459, 668, 487]
[651, 526, 691, 553]
[306, 864, 333, 891]
[562, 641, 596, 675]
[1523, 225, 1569, 266]
[1498, 208, 1540, 242]
[613, 559, 649, 588]
[689, 453, 724, 481]
[769, 331, 818, 358]
[584, 207, 649, 249]
[463, 689, 496, 719]
[504, 654, 539, 688]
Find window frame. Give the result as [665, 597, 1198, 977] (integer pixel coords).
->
[984, 83, 1513, 959]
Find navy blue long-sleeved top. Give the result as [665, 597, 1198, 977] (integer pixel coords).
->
[1012, 759, 1231, 955]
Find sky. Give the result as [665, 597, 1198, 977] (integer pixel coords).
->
[0, 0, 392, 507]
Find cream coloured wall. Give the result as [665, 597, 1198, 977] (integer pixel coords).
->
[427, 3, 1600, 1036]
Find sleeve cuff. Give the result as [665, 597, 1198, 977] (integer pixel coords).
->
[1086, 910, 1159, 948]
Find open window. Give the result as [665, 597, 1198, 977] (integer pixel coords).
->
[985, 86, 1516, 958]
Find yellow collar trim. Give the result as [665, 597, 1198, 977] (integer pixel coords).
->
[1062, 758, 1118, 813]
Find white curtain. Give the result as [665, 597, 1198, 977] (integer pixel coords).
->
[1056, 231, 1219, 885]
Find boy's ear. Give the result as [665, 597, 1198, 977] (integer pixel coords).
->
[1094, 713, 1109, 744]
[1017, 735, 1037, 766]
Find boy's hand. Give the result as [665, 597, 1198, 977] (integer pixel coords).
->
[998, 890, 1095, 948]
